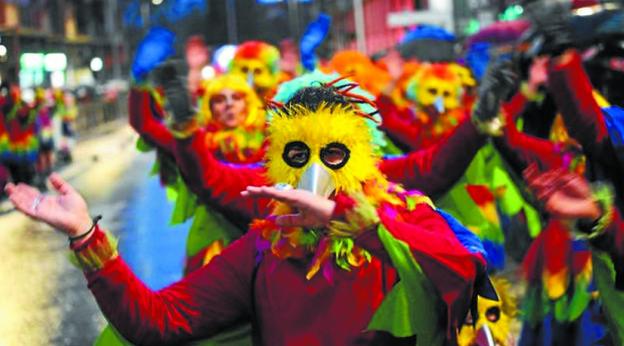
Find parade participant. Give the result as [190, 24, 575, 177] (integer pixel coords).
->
[131, 72, 266, 165]
[379, 51, 540, 269]
[171, 70, 509, 227]
[377, 61, 467, 150]
[228, 40, 281, 101]
[457, 277, 518, 346]
[5, 87, 38, 185]
[6, 82, 491, 345]
[521, 166, 624, 345]
[33, 87, 55, 182]
[51, 89, 77, 164]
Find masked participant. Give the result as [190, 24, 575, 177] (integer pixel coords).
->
[228, 40, 281, 101]
[6, 78, 492, 345]
[33, 87, 55, 183]
[376, 62, 466, 150]
[171, 70, 507, 229]
[457, 277, 518, 346]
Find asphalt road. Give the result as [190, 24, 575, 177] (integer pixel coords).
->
[0, 122, 189, 345]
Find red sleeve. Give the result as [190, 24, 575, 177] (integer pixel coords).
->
[128, 87, 175, 154]
[84, 229, 259, 345]
[174, 129, 272, 219]
[490, 94, 565, 173]
[379, 119, 485, 197]
[547, 49, 609, 156]
[356, 203, 485, 334]
[376, 95, 423, 150]
[503, 92, 528, 123]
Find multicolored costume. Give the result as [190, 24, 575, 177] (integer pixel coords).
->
[129, 72, 268, 271]
[173, 72, 489, 226]
[494, 49, 624, 345]
[379, 62, 539, 270]
[228, 41, 281, 101]
[4, 88, 38, 184]
[72, 75, 491, 345]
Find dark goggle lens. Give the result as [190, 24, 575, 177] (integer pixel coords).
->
[320, 142, 350, 169]
[283, 141, 310, 168]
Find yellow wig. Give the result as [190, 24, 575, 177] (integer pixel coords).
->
[198, 73, 265, 129]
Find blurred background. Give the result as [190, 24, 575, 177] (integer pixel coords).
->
[0, 0, 623, 345]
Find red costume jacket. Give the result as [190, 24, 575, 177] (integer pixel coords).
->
[77, 201, 486, 345]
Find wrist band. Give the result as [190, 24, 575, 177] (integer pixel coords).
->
[69, 215, 103, 243]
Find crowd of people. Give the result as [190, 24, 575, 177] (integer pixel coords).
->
[5, 0, 624, 345]
[0, 85, 77, 192]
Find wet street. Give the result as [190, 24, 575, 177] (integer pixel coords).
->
[0, 122, 190, 345]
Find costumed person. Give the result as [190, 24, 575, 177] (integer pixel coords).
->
[0, 81, 13, 192]
[5, 87, 38, 185]
[33, 87, 55, 185]
[171, 69, 506, 228]
[53, 89, 77, 164]
[521, 166, 624, 346]
[490, 72, 606, 345]
[184, 35, 211, 102]
[381, 50, 540, 269]
[457, 277, 518, 346]
[6, 80, 494, 345]
[131, 68, 267, 270]
[228, 40, 281, 101]
[480, 2, 624, 341]
[377, 60, 467, 150]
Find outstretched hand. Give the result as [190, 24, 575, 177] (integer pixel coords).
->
[5, 173, 92, 237]
[523, 164, 601, 221]
[242, 186, 335, 228]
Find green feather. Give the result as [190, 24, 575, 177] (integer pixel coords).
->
[367, 225, 444, 345]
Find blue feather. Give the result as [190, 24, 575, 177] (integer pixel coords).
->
[436, 209, 487, 257]
[131, 27, 176, 81]
[300, 13, 331, 71]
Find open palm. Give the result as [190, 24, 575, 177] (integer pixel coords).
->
[5, 173, 92, 237]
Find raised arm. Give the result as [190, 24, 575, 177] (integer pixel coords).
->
[79, 227, 257, 345]
[492, 92, 564, 174]
[376, 94, 423, 150]
[379, 118, 485, 197]
[547, 49, 610, 157]
[4, 174, 258, 344]
[128, 87, 176, 154]
[174, 129, 272, 220]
